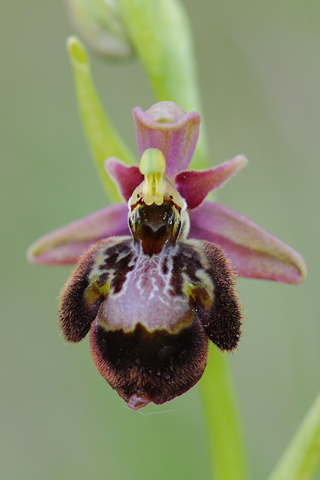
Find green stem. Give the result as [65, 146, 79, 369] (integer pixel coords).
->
[200, 345, 247, 480]
[268, 390, 320, 480]
[67, 36, 136, 201]
[117, 4, 247, 475]
[67, 7, 246, 480]
[118, 0, 209, 171]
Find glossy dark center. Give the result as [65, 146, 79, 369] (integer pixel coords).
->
[130, 201, 181, 255]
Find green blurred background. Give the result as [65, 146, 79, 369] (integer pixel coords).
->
[1, 1, 319, 479]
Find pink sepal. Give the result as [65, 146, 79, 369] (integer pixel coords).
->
[27, 203, 129, 265]
[189, 201, 307, 284]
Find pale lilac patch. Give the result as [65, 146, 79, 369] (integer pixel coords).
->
[98, 248, 191, 332]
[189, 202, 307, 284]
[133, 102, 200, 180]
[105, 157, 143, 202]
[175, 155, 248, 210]
[27, 203, 129, 265]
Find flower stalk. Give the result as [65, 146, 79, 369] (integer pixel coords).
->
[200, 345, 247, 480]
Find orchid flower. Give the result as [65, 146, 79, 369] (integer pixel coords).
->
[28, 101, 306, 410]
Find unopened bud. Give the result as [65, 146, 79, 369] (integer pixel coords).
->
[67, 0, 133, 59]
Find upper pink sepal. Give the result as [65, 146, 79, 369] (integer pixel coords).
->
[27, 203, 129, 265]
[189, 201, 307, 284]
[105, 157, 143, 201]
[175, 155, 248, 209]
[133, 101, 200, 180]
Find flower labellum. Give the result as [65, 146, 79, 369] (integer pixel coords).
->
[59, 148, 242, 409]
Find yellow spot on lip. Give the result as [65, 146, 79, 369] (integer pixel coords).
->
[84, 279, 110, 306]
[183, 281, 214, 310]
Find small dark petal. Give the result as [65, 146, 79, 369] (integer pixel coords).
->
[105, 158, 143, 202]
[194, 240, 242, 351]
[59, 239, 114, 342]
[89, 321, 208, 406]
